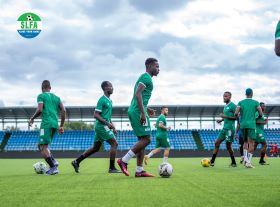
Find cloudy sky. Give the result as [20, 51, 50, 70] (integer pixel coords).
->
[0, 0, 279, 107]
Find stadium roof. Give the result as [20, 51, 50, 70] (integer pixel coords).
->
[0, 105, 279, 120]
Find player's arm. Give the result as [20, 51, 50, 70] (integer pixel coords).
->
[94, 111, 115, 130]
[256, 106, 263, 118]
[158, 122, 170, 130]
[220, 113, 236, 120]
[29, 103, 43, 126]
[58, 102, 66, 134]
[256, 117, 268, 125]
[147, 107, 156, 117]
[234, 106, 240, 117]
[135, 83, 146, 125]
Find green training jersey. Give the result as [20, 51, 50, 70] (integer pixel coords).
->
[128, 73, 153, 113]
[95, 95, 112, 126]
[223, 102, 237, 130]
[37, 92, 61, 129]
[156, 114, 168, 138]
[256, 112, 267, 133]
[237, 98, 260, 129]
[276, 20, 280, 40]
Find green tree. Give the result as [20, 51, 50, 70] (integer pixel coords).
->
[64, 121, 94, 131]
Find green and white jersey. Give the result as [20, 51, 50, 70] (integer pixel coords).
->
[276, 20, 280, 40]
[128, 73, 153, 113]
[223, 102, 237, 130]
[156, 114, 168, 139]
[237, 98, 260, 129]
[37, 92, 61, 129]
[95, 95, 113, 126]
[255, 111, 267, 133]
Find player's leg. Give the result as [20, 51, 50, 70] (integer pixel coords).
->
[106, 138, 121, 173]
[246, 129, 256, 167]
[118, 111, 152, 176]
[135, 142, 154, 177]
[226, 142, 236, 167]
[259, 141, 268, 165]
[210, 139, 222, 166]
[163, 148, 170, 163]
[72, 141, 102, 173]
[39, 128, 58, 175]
[49, 128, 59, 167]
[242, 129, 250, 165]
[144, 148, 161, 165]
[239, 136, 244, 164]
[210, 129, 225, 166]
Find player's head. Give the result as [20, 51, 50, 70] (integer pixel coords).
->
[161, 106, 168, 116]
[223, 91, 231, 103]
[260, 102, 266, 112]
[145, 58, 159, 77]
[245, 88, 253, 98]
[101, 81, 113, 95]
[41, 80, 51, 92]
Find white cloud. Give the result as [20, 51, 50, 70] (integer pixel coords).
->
[0, 0, 279, 107]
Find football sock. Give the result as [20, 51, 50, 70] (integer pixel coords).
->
[163, 157, 168, 163]
[243, 149, 248, 163]
[230, 155, 236, 164]
[45, 157, 55, 168]
[260, 152, 265, 162]
[210, 153, 217, 163]
[122, 150, 135, 163]
[109, 159, 115, 169]
[248, 153, 253, 163]
[147, 152, 154, 158]
[76, 154, 86, 164]
[50, 155, 56, 163]
[136, 166, 144, 173]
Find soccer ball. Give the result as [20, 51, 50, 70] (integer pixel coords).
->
[158, 163, 173, 178]
[201, 158, 210, 167]
[26, 15, 33, 21]
[33, 161, 47, 174]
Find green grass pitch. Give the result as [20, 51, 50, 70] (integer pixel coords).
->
[0, 157, 279, 207]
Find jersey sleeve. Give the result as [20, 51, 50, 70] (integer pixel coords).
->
[231, 103, 237, 113]
[95, 98, 103, 112]
[255, 101, 260, 109]
[276, 20, 280, 40]
[37, 94, 44, 104]
[237, 101, 241, 107]
[138, 74, 152, 88]
[255, 111, 259, 119]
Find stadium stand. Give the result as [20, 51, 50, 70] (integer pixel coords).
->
[0, 131, 5, 145]
[265, 129, 280, 144]
[103, 129, 197, 151]
[2, 129, 280, 151]
[199, 129, 238, 150]
[5, 130, 38, 151]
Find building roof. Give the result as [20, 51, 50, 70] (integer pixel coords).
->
[0, 104, 279, 120]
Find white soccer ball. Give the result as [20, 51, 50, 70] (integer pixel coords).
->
[26, 15, 33, 21]
[33, 161, 47, 174]
[158, 163, 173, 178]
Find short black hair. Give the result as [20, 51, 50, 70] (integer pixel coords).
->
[145, 58, 158, 69]
[101, 81, 110, 90]
[161, 106, 168, 111]
[42, 80, 51, 89]
[260, 102, 265, 105]
[224, 91, 232, 97]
